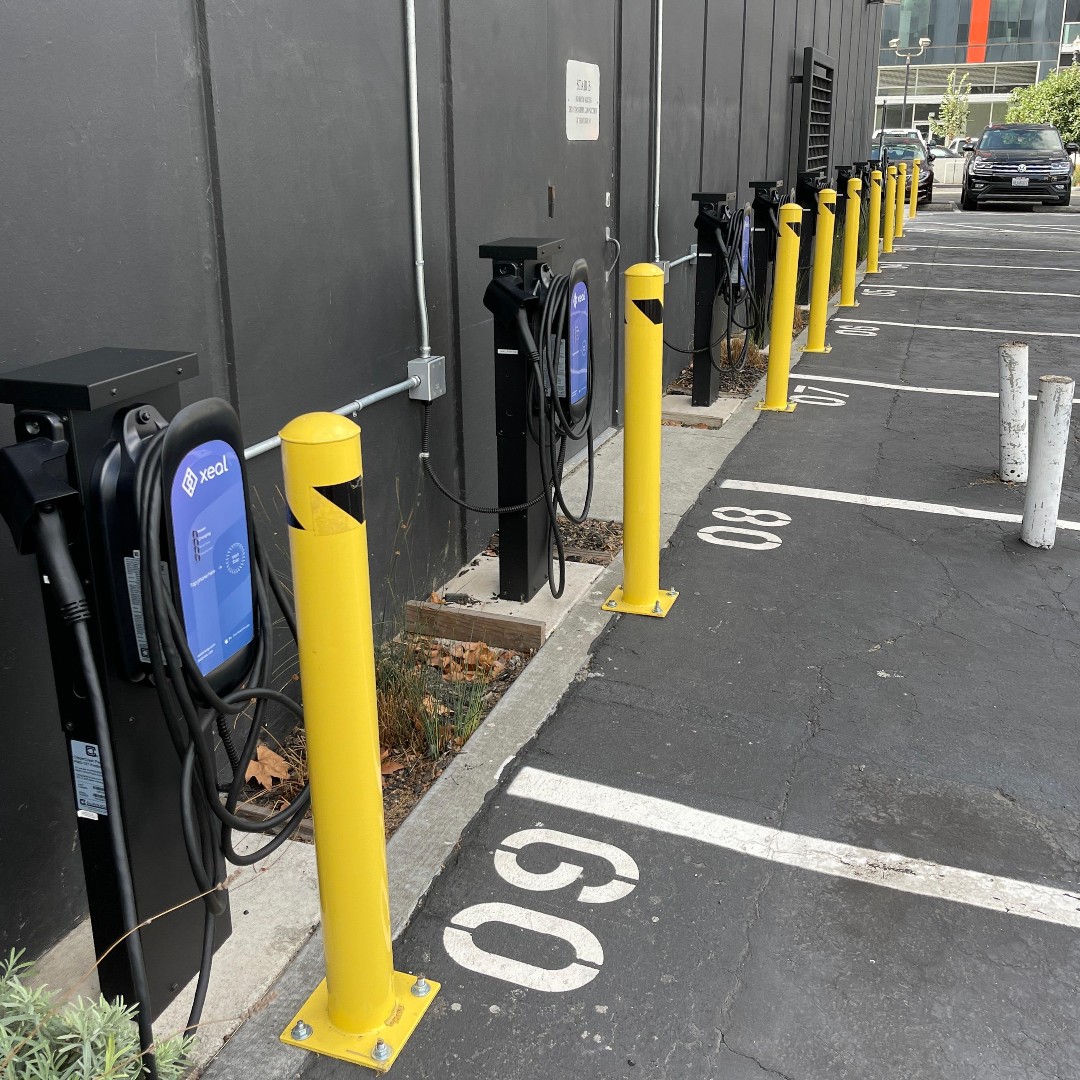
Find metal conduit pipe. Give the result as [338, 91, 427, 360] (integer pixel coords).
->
[404, 0, 432, 358]
[243, 376, 421, 460]
[652, 0, 664, 264]
[667, 251, 697, 269]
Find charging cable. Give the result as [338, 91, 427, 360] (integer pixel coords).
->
[421, 273, 594, 598]
[32, 504, 161, 1080]
[132, 430, 310, 1035]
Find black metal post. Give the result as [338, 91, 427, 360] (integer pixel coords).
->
[689, 192, 735, 407]
[479, 238, 563, 602]
[748, 180, 784, 344]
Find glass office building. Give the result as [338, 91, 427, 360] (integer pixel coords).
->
[876, 0, 1080, 140]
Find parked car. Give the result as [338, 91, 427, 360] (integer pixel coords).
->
[929, 145, 962, 160]
[960, 123, 1078, 209]
[870, 136, 935, 205]
[948, 137, 971, 153]
[875, 128, 929, 153]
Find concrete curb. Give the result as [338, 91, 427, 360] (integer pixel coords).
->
[198, 264, 857, 1080]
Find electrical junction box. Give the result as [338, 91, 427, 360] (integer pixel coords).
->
[408, 355, 447, 402]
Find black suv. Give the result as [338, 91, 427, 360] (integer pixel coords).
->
[961, 123, 1078, 210]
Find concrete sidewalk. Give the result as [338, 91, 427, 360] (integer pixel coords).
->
[206, 212, 1080, 1079]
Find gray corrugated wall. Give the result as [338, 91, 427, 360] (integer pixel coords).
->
[0, 0, 880, 961]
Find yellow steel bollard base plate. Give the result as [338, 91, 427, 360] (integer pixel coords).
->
[838, 300, 859, 308]
[755, 401, 797, 413]
[800, 344, 832, 354]
[603, 586, 678, 618]
[280, 972, 440, 1072]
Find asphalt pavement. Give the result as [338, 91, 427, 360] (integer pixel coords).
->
[227, 206, 1080, 1079]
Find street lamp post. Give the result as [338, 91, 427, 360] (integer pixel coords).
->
[890, 36, 931, 129]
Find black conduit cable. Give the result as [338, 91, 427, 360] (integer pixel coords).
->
[131, 428, 313, 1034]
[421, 274, 595, 598]
[32, 505, 160, 1080]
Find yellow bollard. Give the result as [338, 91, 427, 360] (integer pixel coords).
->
[803, 187, 837, 353]
[883, 166, 897, 254]
[839, 176, 862, 307]
[757, 203, 801, 413]
[909, 161, 920, 219]
[604, 264, 678, 617]
[895, 162, 907, 239]
[278, 413, 437, 1071]
[866, 169, 883, 274]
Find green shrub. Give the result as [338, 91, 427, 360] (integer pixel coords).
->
[0, 951, 190, 1080]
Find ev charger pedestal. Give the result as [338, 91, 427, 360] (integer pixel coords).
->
[748, 180, 784, 344]
[0, 349, 228, 1018]
[690, 192, 736, 407]
[480, 237, 564, 603]
[796, 169, 829, 302]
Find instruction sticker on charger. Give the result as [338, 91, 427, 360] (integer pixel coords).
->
[71, 741, 108, 818]
[566, 60, 600, 141]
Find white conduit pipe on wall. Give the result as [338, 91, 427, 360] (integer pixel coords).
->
[243, 376, 421, 460]
[652, 0, 664, 264]
[405, 0, 432, 358]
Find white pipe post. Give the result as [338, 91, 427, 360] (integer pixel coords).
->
[404, 0, 431, 357]
[998, 341, 1028, 482]
[1021, 375, 1075, 549]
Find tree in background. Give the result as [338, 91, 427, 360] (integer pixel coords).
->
[928, 70, 971, 143]
[1006, 63, 1080, 144]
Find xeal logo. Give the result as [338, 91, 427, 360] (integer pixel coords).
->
[181, 455, 230, 497]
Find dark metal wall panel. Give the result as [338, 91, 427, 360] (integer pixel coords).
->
[740, 0, 779, 187]
[0, 0, 230, 960]
[1, 0, 882, 963]
[448, 1, 622, 551]
[701, 4, 748, 195]
[200, 0, 463, 606]
[768, 1, 800, 183]
[618, 0, 655, 273]
[657, 0, 709, 383]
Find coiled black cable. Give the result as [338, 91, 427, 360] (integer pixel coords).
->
[132, 429, 310, 1035]
[664, 205, 764, 375]
[422, 273, 595, 598]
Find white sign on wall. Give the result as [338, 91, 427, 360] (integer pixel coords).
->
[566, 60, 600, 141]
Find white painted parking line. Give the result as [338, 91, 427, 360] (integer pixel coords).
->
[897, 245, 1077, 255]
[833, 318, 1080, 339]
[507, 767, 1080, 930]
[909, 221, 1077, 233]
[862, 283, 1080, 299]
[884, 261, 1080, 274]
[785, 372, 1080, 404]
[719, 479, 1080, 532]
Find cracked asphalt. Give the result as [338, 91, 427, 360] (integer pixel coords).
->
[300, 209, 1080, 1079]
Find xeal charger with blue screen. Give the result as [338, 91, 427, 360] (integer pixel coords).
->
[161, 400, 256, 694]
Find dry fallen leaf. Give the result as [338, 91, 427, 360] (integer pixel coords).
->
[245, 743, 292, 790]
[429, 591, 446, 605]
[381, 758, 406, 776]
[422, 694, 451, 717]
